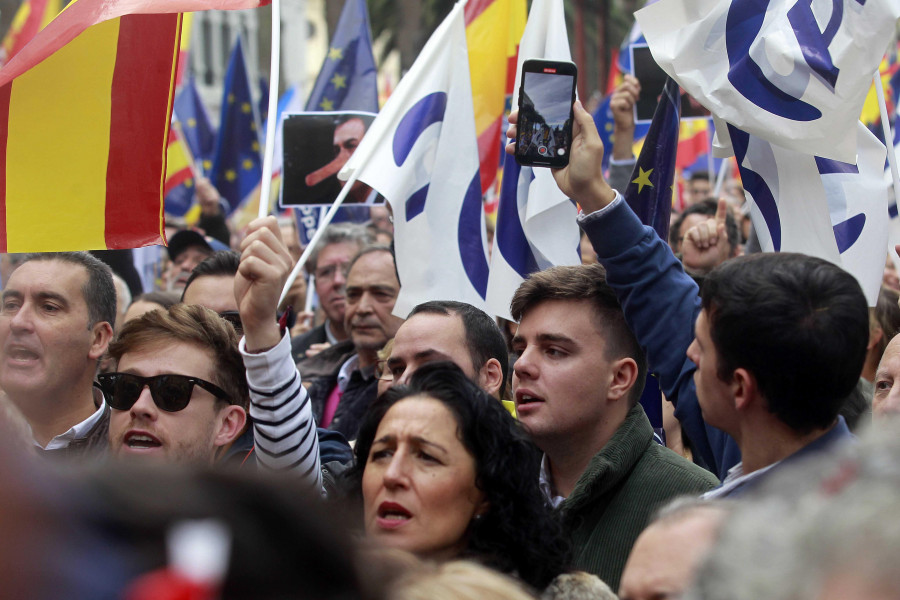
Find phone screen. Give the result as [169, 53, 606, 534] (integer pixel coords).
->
[516, 61, 576, 168]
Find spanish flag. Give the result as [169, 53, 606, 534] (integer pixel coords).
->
[0, 0, 62, 65]
[465, 0, 526, 195]
[0, 0, 270, 253]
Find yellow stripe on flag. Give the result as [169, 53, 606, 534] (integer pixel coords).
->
[467, 0, 510, 134]
[6, 18, 120, 251]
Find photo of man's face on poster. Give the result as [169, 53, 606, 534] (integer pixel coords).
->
[281, 111, 378, 206]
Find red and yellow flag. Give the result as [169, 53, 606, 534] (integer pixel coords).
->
[465, 0, 526, 195]
[0, 0, 270, 252]
[0, 0, 62, 66]
[0, 13, 181, 252]
[165, 122, 196, 196]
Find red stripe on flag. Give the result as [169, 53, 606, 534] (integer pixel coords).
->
[0, 84, 9, 253]
[105, 13, 179, 249]
[464, 0, 494, 25]
[164, 169, 192, 195]
[477, 117, 502, 193]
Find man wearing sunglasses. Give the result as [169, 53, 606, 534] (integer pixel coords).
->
[103, 219, 326, 491]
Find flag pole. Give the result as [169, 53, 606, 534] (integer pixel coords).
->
[257, 0, 282, 219]
[278, 172, 362, 306]
[875, 70, 900, 209]
[713, 154, 729, 198]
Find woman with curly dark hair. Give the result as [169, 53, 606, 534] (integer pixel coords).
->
[347, 361, 570, 591]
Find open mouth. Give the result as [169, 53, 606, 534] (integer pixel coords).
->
[5, 345, 40, 362]
[515, 392, 545, 408]
[124, 432, 162, 450]
[377, 502, 412, 521]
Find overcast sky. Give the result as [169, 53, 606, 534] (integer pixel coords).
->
[524, 72, 574, 125]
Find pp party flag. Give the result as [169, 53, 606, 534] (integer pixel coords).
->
[286, 0, 379, 239]
[0, 0, 61, 65]
[465, 0, 526, 194]
[624, 77, 680, 243]
[0, 13, 181, 252]
[485, 0, 581, 321]
[636, 0, 900, 163]
[174, 77, 216, 174]
[340, 0, 490, 317]
[210, 37, 263, 214]
[732, 121, 887, 305]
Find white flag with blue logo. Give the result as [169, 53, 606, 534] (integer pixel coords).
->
[636, 0, 900, 163]
[734, 121, 888, 305]
[485, 0, 582, 321]
[339, 1, 489, 317]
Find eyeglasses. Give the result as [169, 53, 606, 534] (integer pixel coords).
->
[96, 372, 230, 412]
[315, 262, 351, 282]
[218, 311, 243, 334]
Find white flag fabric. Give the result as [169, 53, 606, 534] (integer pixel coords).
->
[339, 1, 489, 317]
[734, 121, 888, 305]
[485, 0, 581, 321]
[636, 0, 900, 163]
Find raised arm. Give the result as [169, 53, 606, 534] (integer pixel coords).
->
[506, 107, 739, 477]
[236, 217, 323, 491]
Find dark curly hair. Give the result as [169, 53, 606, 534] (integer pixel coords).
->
[347, 362, 570, 590]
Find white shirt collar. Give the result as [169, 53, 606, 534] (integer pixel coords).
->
[539, 454, 567, 509]
[336, 354, 360, 392]
[702, 460, 776, 499]
[37, 388, 106, 450]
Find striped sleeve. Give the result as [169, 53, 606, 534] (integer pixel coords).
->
[240, 332, 323, 493]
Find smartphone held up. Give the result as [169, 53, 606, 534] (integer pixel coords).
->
[514, 59, 577, 168]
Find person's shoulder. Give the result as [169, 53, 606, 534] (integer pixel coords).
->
[637, 442, 719, 490]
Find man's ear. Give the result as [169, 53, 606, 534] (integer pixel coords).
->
[214, 406, 247, 447]
[868, 326, 884, 351]
[608, 357, 639, 402]
[731, 368, 758, 412]
[88, 321, 114, 361]
[477, 358, 505, 399]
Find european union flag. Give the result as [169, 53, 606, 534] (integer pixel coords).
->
[174, 78, 216, 174]
[304, 0, 377, 113]
[210, 38, 262, 214]
[593, 95, 614, 173]
[624, 77, 680, 243]
[293, 0, 378, 233]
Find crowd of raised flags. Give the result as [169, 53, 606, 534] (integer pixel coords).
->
[1, 0, 900, 312]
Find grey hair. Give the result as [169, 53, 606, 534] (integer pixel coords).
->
[306, 222, 373, 274]
[684, 420, 900, 600]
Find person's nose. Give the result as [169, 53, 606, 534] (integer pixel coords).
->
[129, 386, 158, 421]
[382, 451, 410, 489]
[512, 345, 537, 382]
[8, 303, 35, 333]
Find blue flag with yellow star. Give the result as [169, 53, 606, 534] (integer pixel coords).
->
[291, 0, 377, 231]
[624, 76, 680, 243]
[304, 0, 377, 113]
[210, 37, 262, 214]
[174, 77, 217, 175]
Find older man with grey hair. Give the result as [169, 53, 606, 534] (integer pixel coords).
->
[291, 222, 373, 362]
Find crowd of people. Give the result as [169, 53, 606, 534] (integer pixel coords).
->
[1, 73, 899, 600]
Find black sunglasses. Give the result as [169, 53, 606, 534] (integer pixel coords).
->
[97, 372, 230, 413]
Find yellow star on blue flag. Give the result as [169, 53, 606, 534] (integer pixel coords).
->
[328, 46, 343, 60]
[632, 167, 654, 193]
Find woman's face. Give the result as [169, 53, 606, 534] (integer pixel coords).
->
[362, 396, 486, 560]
